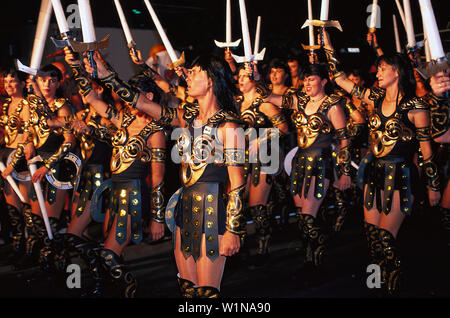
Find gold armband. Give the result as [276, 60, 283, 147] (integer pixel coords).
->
[10, 143, 25, 169]
[223, 148, 245, 166]
[151, 181, 165, 223]
[150, 148, 166, 163]
[350, 84, 368, 101]
[415, 126, 432, 142]
[337, 145, 352, 176]
[324, 49, 344, 80]
[44, 142, 72, 170]
[422, 154, 440, 191]
[226, 184, 246, 235]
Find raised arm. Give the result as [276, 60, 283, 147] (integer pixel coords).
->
[82, 50, 184, 128]
[321, 30, 375, 108]
[129, 48, 187, 101]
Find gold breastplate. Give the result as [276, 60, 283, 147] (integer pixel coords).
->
[27, 95, 66, 148]
[179, 109, 236, 187]
[292, 111, 331, 149]
[2, 99, 27, 146]
[240, 97, 267, 127]
[368, 112, 413, 158]
[110, 117, 161, 174]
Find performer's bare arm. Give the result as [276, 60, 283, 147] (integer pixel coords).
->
[85, 51, 186, 128]
[147, 130, 165, 242]
[328, 104, 352, 191]
[408, 109, 441, 206]
[218, 121, 245, 257]
[322, 30, 375, 108]
[129, 48, 187, 101]
[64, 48, 124, 128]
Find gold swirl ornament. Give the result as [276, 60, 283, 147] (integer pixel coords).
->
[110, 135, 148, 174]
[371, 117, 413, 157]
[80, 134, 95, 161]
[181, 134, 216, 187]
[4, 114, 21, 146]
[295, 112, 331, 149]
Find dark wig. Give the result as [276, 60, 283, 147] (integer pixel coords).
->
[302, 63, 334, 95]
[39, 64, 63, 82]
[267, 58, 291, 86]
[189, 54, 238, 114]
[2, 67, 27, 82]
[38, 64, 64, 98]
[375, 53, 416, 101]
[128, 72, 163, 104]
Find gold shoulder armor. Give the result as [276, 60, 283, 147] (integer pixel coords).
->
[49, 98, 68, 112]
[327, 93, 343, 106]
[400, 97, 430, 112]
[182, 102, 199, 122]
[368, 87, 386, 102]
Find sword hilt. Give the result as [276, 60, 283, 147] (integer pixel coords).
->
[88, 51, 98, 79]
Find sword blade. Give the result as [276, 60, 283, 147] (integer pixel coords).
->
[28, 159, 53, 240]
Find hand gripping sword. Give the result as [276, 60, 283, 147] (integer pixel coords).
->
[416, 0, 449, 94]
[49, 0, 74, 48]
[231, 0, 266, 65]
[0, 161, 27, 204]
[143, 0, 185, 78]
[28, 156, 53, 240]
[301, 19, 343, 50]
[214, 0, 241, 49]
[68, 0, 110, 79]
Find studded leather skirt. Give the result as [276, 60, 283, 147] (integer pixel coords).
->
[175, 182, 226, 262]
[290, 147, 333, 200]
[357, 153, 422, 215]
[106, 178, 149, 245]
[74, 164, 111, 218]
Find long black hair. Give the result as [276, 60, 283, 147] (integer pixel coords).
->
[375, 53, 416, 101]
[302, 63, 334, 96]
[189, 54, 238, 114]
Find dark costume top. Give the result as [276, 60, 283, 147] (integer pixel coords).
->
[173, 103, 244, 261]
[283, 90, 343, 199]
[357, 87, 430, 215]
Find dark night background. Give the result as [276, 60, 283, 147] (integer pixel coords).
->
[0, 0, 448, 78]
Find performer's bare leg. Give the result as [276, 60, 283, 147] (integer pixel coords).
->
[196, 234, 226, 290]
[174, 227, 199, 285]
[103, 213, 131, 256]
[67, 194, 92, 238]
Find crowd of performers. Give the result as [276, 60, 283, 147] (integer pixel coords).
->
[0, 27, 449, 299]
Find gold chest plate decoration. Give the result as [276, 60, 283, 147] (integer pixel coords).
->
[291, 94, 339, 149]
[368, 113, 413, 158]
[110, 115, 162, 174]
[239, 96, 267, 127]
[27, 95, 66, 148]
[1, 99, 27, 146]
[179, 109, 240, 187]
